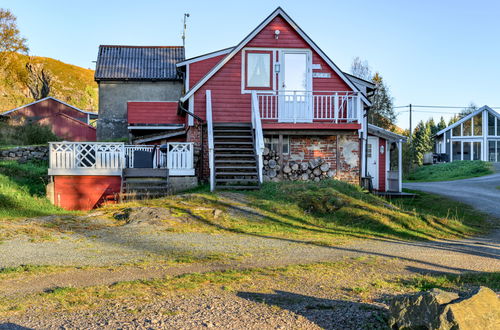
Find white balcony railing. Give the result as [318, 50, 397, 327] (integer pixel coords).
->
[49, 142, 194, 176]
[256, 90, 362, 123]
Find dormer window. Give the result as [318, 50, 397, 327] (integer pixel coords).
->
[245, 51, 272, 89]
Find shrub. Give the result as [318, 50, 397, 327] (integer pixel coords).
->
[0, 122, 59, 146]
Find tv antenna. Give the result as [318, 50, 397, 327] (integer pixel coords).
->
[182, 13, 190, 48]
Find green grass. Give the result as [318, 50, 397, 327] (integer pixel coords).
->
[404, 272, 500, 291]
[0, 160, 73, 219]
[405, 160, 493, 182]
[103, 180, 489, 244]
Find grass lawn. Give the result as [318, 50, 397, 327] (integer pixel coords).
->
[405, 160, 493, 182]
[0, 160, 73, 219]
[101, 180, 490, 244]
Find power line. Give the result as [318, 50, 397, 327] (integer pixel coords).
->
[395, 104, 500, 110]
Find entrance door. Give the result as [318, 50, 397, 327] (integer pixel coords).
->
[279, 51, 312, 123]
[367, 137, 379, 190]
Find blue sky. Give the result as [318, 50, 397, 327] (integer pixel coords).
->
[4, 0, 500, 129]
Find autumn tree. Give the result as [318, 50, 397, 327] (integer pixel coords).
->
[0, 8, 28, 53]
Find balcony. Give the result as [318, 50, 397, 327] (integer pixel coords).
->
[48, 142, 195, 176]
[254, 90, 362, 124]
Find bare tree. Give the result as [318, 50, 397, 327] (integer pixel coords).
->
[350, 56, 372, 80]
[26, 59, 52, 100]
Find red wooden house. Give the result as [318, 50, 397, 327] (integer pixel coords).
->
[48, 7, 406, 211]
[175, 7, 405, 191]
[2, 97, 97, 142]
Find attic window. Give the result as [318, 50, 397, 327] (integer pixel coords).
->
[246, 51, 272, 89]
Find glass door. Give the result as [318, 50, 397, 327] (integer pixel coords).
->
[279, 51, 312, 123]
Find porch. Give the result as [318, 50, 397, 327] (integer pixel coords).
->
[255, 90, 363, 125]
[48, 142, 195, 176]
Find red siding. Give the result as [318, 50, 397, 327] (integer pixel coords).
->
[5, 98, 88, 121]
[37, 113, 96, 141]
[54, 176, 121, 211]
[189, 54, 227, 89]
[128, 102, 184, 125]
[189, 14, 353, 123]
[378, 138, 386, 192]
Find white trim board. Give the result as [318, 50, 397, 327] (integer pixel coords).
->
[176, 47, 234, 67]
[179, 7, 371, 106]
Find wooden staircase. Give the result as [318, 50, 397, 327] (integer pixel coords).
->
[120, 168, 170, 201]
[213, 123, 260, 190]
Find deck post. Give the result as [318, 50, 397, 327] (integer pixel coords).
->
[398, 139, 403, 193]
[206, 90, 215, 191]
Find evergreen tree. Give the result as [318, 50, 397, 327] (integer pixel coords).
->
[411, 120, 432, 166]
[427, 118, 438, 136]
[437, 116, 447, 131]
[369, 72, 396, 129]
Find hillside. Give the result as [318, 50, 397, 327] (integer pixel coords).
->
[0, 53, 97, 112]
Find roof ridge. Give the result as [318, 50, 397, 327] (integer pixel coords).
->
[99, 45, 184, 48]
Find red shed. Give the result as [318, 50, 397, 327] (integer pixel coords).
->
[1, 97, 98, 141]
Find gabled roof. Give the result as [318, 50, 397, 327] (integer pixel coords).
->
[95, 45, 185, 81]
[1, 97, 97, 116]
[37, 112, 97, 130]
[434, 105, 500, 136]
[179, 7, 371, 106]
[368, 124, 407, 142]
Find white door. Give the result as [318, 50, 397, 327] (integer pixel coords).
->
[367, 137, 379, 190]
[279, 51, 312, 123]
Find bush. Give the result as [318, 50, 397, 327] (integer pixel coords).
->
[0, 122, 59, 146]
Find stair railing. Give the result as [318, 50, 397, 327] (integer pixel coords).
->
[251, 91, 265, 184]
[206, 90, 215, 191]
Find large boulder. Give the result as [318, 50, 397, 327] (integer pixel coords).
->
[389, 286, 500, 329]
[389, 288, 459, 329]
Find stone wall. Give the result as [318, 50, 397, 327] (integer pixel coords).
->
[263, 134, 360, 185]
[0, 146, 49, 163]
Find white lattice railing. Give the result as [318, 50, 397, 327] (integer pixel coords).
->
[257, 90, 361, 123]
[49, 142, 194, 176]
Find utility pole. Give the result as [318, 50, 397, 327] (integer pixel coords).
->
[409, 103, 412, 143]
[182, 13, 190, 48]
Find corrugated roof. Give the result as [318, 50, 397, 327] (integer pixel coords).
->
[95, 45, 185, 81]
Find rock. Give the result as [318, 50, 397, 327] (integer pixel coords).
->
[320, 162, 330, 172]
[113, 207, 189, 225]
[389, 287, 500, 330]
[389, 288, 460, 329]
[439, 286, 500, 330]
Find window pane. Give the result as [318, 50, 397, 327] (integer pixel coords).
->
[497, 118, 500, 136]
[463, 142, 471, 160]
[473, 142, 481, 160]
[497, 141, 500, 162]
[489, 141, 496, 162]
[473, 114, 482, 135]
[488, 113, 496, 136]
[452, 141, 461, 161]
[452, 125, 461, 136]
[282, 136, 289, 154]
[283, 53, 307, 91]
[247, 53, 270, 87]
[463, 120, 472, 136]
